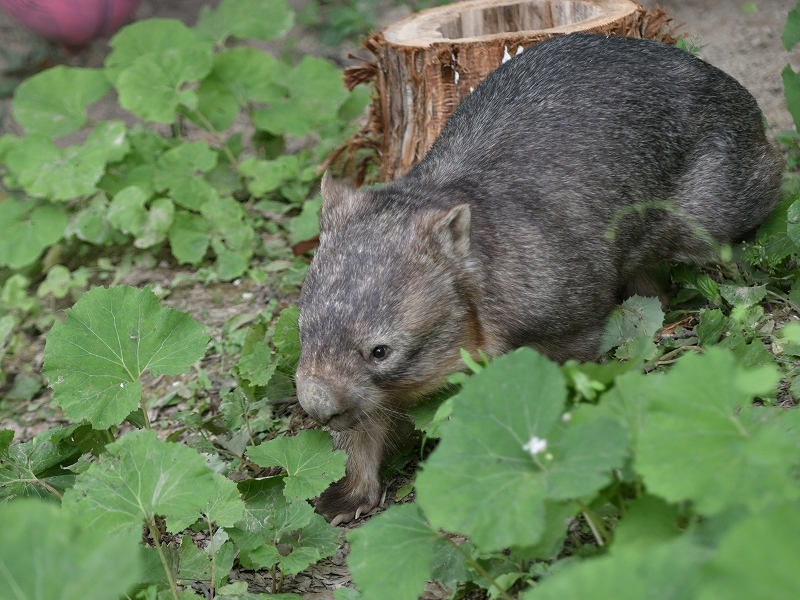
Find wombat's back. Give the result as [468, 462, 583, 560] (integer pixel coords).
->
[412, 34, 781, 251]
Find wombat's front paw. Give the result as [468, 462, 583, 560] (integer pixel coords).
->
[316, 479, 384, 526]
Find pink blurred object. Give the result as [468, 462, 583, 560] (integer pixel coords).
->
[0, 0, 142, 47]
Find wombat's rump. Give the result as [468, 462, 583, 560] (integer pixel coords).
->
[295, 34, 784, 524]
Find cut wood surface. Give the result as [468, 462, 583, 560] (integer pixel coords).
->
[337, 0, 679, 182]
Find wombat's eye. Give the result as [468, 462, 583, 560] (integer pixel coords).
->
[371, 346, 390, 361]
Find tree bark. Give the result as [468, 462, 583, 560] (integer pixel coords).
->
[337, 0, 680, 183]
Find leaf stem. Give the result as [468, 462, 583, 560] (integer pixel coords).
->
[576, 501, 609, 547]
[443, 536, 515, 600]
[35, 477, 63, 499]
[148, 518, 180, 600]
[767, 289, 800, 315]
[139, 399, 152, 430]
[190, 109, 242, 175]
[207, 516, 218, 598]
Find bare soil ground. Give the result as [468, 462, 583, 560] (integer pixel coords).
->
[1, 1, 800, 598]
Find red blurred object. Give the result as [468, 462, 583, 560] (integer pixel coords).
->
[0, 0, 142, 47]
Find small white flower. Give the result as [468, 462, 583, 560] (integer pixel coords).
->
[242, 292, 254, 301]
[523, 436, 547, 457]
[233, 279, 242, 286]
[120, 383, 124, 388]
[561, 412, 572, 423]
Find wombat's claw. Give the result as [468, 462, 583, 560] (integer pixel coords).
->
[329, 501, 379, 526]
[318, 482, 384, 526]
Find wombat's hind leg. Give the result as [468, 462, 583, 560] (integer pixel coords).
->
[318, 419, 390, 526]
[622, 267, 669, 309]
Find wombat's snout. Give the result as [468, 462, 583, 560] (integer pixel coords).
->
[296, 375, 341, 425]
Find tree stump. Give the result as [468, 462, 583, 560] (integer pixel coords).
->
[337, 0, 680, 182]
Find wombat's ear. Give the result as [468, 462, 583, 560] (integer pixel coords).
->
[427, 204, 471, 259]
[320, 172, 353, 211]
[320, 172, 362, 229]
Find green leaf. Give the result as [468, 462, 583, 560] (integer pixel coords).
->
[239, 157, 289, 196]
[718, 284, 766, 307]
[782, 64, 800, 132]
[0, 274, 38, 314]
[252, 56, 349, 137]
[201, 196, 255, 280]
[279, 546, 321, 576]
[247, 430, 347, 500]
[611, 495, 682, 552]
[107, 185, 150, 236]
[154, 141, 218, 210]
[274, 305, 300, 366]
[0, 429, 12, 456]
[13, 66, 111, 137]
[237, 341, 278, 386]
[348, 504, 439, 600]
[288, 197, 322, 245]
[105, 19, 199, 83]
[600, 295, 664, 354]
[195, 0, 295, 44]
[62, 429, 217, 536]
[65, 194, 126, 246]
[116, 45, 213, 123]
[696, 308, 728, 347]
[203, 472, 246, 528]
[0, 499, 141, 600]
[43, 285, 209, 429]
[782, 3, 800, 50]
[195, 49, 283, 131]
[0, 197, 67, 268]
[134, 197, 175, 248]
[229, 478, 314, 551]
[697, 503, 800, 600]
[0, 426, 83, 500]
[416, 348, 628, 551]
[523, 536, 709, 600]
[293, 513, 343, 563]
[37, 266, 74, 299]
[169, 210, 211, 265]
[757, 194, 797, 263]
[636, 348, 798, 515]
[718, 332, 775, 369]
[597, 370, 661, 448]
[177, 535, 234, 585]
[6, 123, 127, 200]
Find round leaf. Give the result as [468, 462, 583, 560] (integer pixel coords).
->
[106, 19, 199, 83]
[247, 430, 347, 500]
[195, 0, 294, 43]
[117, 45, 213, 123]
[0, 499, 141, 600]
[0, 197, 67, 269]
[63, 430, 217, 536]
[43, 285, 209, 428]
[13, 66, 111, 137]
[347, 504, 438, 600]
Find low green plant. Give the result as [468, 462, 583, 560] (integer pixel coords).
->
[2, 285, 345, 599]
[0, 0, 370, 284]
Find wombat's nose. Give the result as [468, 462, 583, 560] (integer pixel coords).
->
[296, 376, 339, 424]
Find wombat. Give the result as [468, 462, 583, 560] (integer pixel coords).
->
[295, 33, 784, 524]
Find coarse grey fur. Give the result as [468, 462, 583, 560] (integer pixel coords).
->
[295, 34, 784, 524]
